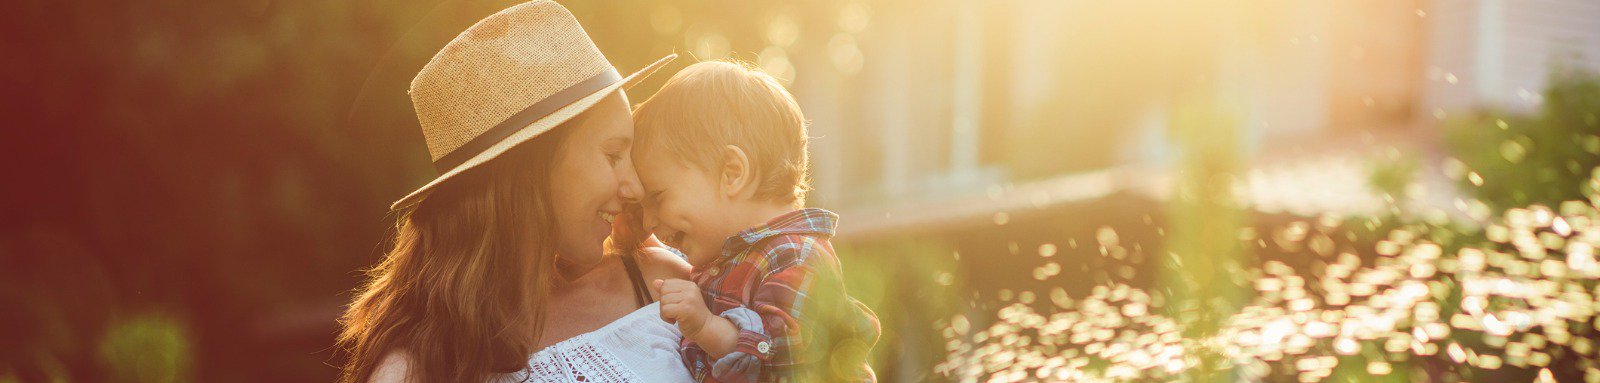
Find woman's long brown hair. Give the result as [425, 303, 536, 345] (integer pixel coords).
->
[335, 125, 573, 383]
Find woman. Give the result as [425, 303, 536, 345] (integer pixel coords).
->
[334, 2, 690, 382]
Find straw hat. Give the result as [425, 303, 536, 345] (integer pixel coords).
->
[394, 0, 674, 210]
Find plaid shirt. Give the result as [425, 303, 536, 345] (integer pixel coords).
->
[681, 208, 880, 382]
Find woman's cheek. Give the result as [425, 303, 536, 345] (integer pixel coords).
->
[588, 156, 615, 195]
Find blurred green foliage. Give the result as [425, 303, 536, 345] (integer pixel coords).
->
[98, 313, 191, 383]
[1162, 96, 1251, 382]
[1445, 66, 1600, 211]
[1368, 154, 1420, 203]
[1337, 65, 1600, 382]
[834, 237, 966, 381]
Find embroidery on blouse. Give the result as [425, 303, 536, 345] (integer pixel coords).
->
[507, 334, 642, 383]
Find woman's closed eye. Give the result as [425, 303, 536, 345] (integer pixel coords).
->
[600, 137, 630, 167]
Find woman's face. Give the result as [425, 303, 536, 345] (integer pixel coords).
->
[548, 92, 640, 267]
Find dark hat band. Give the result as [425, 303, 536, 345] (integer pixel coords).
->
[433, 68, 623, 173]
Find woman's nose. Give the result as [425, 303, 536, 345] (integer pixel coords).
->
[617, 158, 642, 203]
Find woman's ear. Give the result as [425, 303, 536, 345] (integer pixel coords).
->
[720, 145, 752, 199]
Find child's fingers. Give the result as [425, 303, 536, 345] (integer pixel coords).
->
[659, 309, 676, 324]
[659, 296, 686, 312]
[652, 279, 665, 294]
[659, 278, 695, 292]
[659, 301, 678, 322]
[661, 291, 694, 307]
[657, 279, 695, 296]
[666, 301, 696, 320]
[659, 301, 686, 324]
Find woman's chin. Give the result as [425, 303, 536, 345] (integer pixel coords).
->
[593, 220, 612, 246]
[554, 249, 604, 280]
[556, 238, 607, 268]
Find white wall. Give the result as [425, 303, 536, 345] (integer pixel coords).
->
[1425, 0, 1600, 114]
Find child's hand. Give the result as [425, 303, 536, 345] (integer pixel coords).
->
[653, 278, 711, 338]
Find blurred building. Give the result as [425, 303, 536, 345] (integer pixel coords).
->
[780, 0, 1600, 240]
[770, 3, 1598, 380]
[1423, 0, 1600, 114]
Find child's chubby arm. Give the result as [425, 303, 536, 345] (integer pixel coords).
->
[655, 240, 842, 382]
[652, 279, 740, 357]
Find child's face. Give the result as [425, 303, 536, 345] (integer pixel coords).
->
[634, 150, 742, 267]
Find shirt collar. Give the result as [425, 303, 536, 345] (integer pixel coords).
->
[718, 208, 838, 261]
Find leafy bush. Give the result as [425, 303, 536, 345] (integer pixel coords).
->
[1445, 66, 1600, 211]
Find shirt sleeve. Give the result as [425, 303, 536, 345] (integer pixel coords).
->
[707, 307, 768, 382]
[746, 237, 830, 373]
[687, 235, 866, 382]
[678, 305, 769, 382]
[748, 236, 881, 382]
[686, 236, 827, 382]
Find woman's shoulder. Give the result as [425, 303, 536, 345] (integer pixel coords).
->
[367, 351, 413, 383]
[634, 246, 690, 282]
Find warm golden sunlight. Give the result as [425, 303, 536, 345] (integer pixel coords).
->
[5, 0, 1600, 382]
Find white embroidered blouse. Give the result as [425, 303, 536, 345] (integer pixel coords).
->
[494, 302, 693, 383]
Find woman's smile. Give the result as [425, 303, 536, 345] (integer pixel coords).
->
[596, 210, 619, 240]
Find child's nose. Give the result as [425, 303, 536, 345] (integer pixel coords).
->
[641, 208, 660, 234]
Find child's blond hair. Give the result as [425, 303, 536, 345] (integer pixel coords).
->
[633, 60, 810, 206]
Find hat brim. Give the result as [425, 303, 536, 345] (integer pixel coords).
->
[391, 53, 677, 211]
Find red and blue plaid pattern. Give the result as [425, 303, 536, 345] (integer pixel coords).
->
[681, 208, 879, 382]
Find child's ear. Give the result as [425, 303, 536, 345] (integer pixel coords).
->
[720, 145, 752, 199]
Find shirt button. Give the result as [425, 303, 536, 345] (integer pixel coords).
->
[757, 341, 770, 354]
[708, 266, 721, 276]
